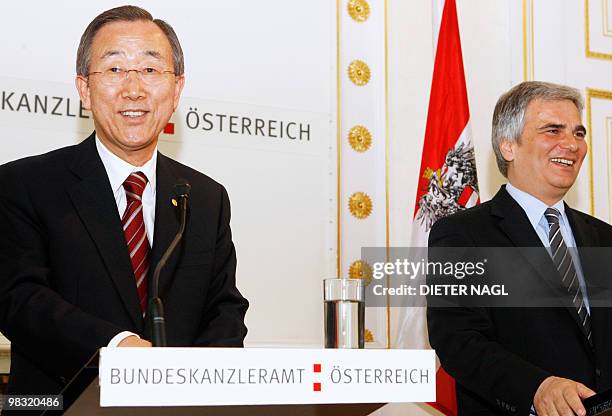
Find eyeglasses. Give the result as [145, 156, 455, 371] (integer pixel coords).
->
[88, 67, 176, 86]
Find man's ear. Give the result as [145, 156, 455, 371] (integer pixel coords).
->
[173, 75, 185, 112]
[499, 138, 515, 162]
[75, 75, 91, 110]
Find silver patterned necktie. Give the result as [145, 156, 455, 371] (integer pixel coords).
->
[544, 208, 592, 344]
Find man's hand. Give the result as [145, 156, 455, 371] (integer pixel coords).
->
[534, 376, 595, 416]
[117, 335, 152, 347]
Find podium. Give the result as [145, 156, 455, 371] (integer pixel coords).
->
[44, 348, 435, 415]
[64, 379, 384, 416]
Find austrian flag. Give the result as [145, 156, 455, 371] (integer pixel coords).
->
[414, 0, 479, 238]
[394, 1, 479, 415]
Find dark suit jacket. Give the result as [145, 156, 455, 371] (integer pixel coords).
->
[0, 133, 248, 396]
[427, 186, 612, 415]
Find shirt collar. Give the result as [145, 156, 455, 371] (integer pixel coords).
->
[95, 135, 157, 194]
[505, 182, 566, 229]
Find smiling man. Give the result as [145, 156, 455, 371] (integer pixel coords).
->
[427, 82, 612, 416]
[0, 5, 248, 399]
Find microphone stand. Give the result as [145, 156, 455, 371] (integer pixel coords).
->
[149, 181, 191, 347]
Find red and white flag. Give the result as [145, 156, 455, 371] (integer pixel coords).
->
[393, 1, 479, 415]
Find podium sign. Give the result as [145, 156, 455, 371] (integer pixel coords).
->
[99, 348, 435, 407]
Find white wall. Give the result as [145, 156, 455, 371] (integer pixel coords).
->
[1, 0, 611, 413]
[387, 0, 608, 247]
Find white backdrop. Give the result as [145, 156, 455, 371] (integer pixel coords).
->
[2, 1, 611, 414]
[0, 0, 335, 348]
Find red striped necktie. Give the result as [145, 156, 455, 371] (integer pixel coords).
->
[121, 172, 150, 316]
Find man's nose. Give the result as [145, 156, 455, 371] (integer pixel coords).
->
[122, 70, 145, 99]
[559, 131, 579, 152]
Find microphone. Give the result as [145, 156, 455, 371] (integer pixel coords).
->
[149, 179, 191, 347]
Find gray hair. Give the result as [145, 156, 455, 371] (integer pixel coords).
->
[76, 5, 184, 76]
[491, 81, 584, 177]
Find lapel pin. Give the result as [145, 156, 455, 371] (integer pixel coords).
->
[171, 198, 178, 207]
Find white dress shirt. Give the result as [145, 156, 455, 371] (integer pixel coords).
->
[95, 136, 157, 347]
[95, 137, 157, 241]
[505, 183, 590, 314]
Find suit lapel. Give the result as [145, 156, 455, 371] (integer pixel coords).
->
[491, 187, 562, 291]
[148, 154, 181, 301]
[565, 206, 599, 247]
[492, 187, 591, 344]
[67, 134, 143, 330]
[566, 208, 607, 350]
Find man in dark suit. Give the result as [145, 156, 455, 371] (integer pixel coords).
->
[427, 81, 612, 415]
[0, 5, 248, 399]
